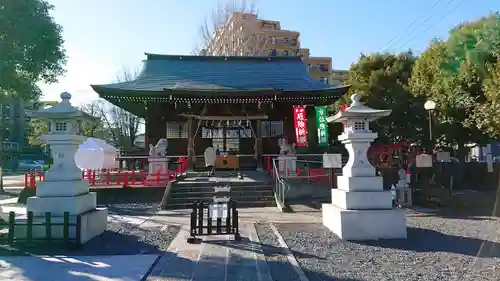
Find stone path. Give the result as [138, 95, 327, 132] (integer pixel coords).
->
[0, 255, 159, 281]
[146, 223, 273, 281]
[0, 219, 281, 281]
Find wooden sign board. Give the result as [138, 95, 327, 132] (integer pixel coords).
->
[416, 154, 433, 167]
[436, 152, 451, 162]
[323, 153, 342, 168]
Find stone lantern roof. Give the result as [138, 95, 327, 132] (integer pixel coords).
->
[327, 93, 391, 123]
[27, 92, 99, 123]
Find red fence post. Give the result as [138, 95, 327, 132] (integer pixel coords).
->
[124, 172, 129, 187]
[30, 173, 35, 189]
[141, 170, 146, 185]
[91, 170, 96, 187]
[106, 170, 110, 186]
[117, 171, 121, 186]
[131, 170, 136, 185]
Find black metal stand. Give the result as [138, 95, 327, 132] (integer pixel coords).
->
[187, 200, 241, 244]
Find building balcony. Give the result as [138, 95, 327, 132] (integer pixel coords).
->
[308, 65, 331, 73]
[1, 141, 19, 152]
[267, 38, 299, 47]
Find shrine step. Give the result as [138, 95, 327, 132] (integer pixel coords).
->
[172, 184, 274, 193]
[166, 200, 276, 210]
[164, 181, 276, 209]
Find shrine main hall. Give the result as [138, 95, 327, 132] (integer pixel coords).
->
[91, 53, 350, 169]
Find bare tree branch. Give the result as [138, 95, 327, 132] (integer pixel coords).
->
[83, 67, 143, 149]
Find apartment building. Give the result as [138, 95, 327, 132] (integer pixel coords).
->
[330, 69, 349, 85]
[202, 12, 333, 84]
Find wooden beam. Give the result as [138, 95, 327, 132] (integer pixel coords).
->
[179, 114, 268, 120]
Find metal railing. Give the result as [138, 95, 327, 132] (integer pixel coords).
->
[272, 158, 291, 212]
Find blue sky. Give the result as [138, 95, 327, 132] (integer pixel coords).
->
[39, 0, 500, 105]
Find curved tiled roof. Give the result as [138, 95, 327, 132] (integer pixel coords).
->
[91, 53, 349, 94]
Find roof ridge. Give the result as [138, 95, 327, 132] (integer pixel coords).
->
[144, 53, 303, 62]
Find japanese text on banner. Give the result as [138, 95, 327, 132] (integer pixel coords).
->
[293, 106, 308, 147]
[315, 106, 329, 146]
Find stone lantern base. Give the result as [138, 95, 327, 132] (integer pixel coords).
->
[21, 180, 108, 244]
[322, 175, 407, 240]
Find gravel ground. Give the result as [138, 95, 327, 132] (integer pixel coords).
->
[274, 212, 500, 281]
[254, 223, 302, 281]
[0, 203, 179, 256]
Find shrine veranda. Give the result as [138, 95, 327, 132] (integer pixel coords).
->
[91, 54, 350, 170]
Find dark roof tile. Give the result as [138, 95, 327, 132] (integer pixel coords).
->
[92, 54, 347, 94]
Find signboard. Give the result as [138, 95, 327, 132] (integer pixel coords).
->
[323, 153, 342, 168]
[487, 153, 494, 173]
[436, 152, 451, 162]
[415, 154, 433, 167]
[293, 106, 308, 147]
[315, 106, 329, 146]
[208, 203, 228, 218]
[210, 185, 231, 218]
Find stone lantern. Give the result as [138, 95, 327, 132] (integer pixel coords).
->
[24, 92, 108, 243]
[322, 93, 407, 240]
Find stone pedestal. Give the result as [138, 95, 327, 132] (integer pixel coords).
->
[146, 157, 170, 184]
[21, 92, 108, 244]
[395, 180, 412, 207]
[322, 93, 407, 240]
[278, 155, 297, 178]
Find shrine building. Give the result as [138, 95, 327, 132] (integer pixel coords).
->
[91, 53, 350, 170]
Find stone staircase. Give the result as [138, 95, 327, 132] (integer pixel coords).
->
[163, 171, 277, 209]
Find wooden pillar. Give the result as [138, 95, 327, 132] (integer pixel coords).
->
[186, 117, 194, 172]
[256, 120, 263, 171]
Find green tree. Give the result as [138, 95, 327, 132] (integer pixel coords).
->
[0, 0, 66, 100]
[410, 13, 500, 156]
[27, 118, 48, 147]
[334, 52, 426, 144]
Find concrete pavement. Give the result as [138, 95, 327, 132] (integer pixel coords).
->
[0, 255, 159, 281]
[0, 207, 312, 281]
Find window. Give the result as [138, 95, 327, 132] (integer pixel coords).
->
[319, 64, 329, 72]
[292, 51, 297, 56]
[269, 49, 277, 56]
[226, 139, 239, 152]
[283, 50, 289, 56]
[354, 121, 365, 131]
[261, 121, 284, 137]
[284, 38, 289, 44]
[166, 122, 188, 139]
[291, 38, 297, 46]
[270, 36, 276, 44]
[320, 77, 329, 84]
[308, 64, 313, 72]
[55, 122, 66, 132]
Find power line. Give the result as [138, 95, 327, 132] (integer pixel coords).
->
[397, 0, 464, 50]
[382, 0, 456, 51]
[383, 0, 445, 49]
